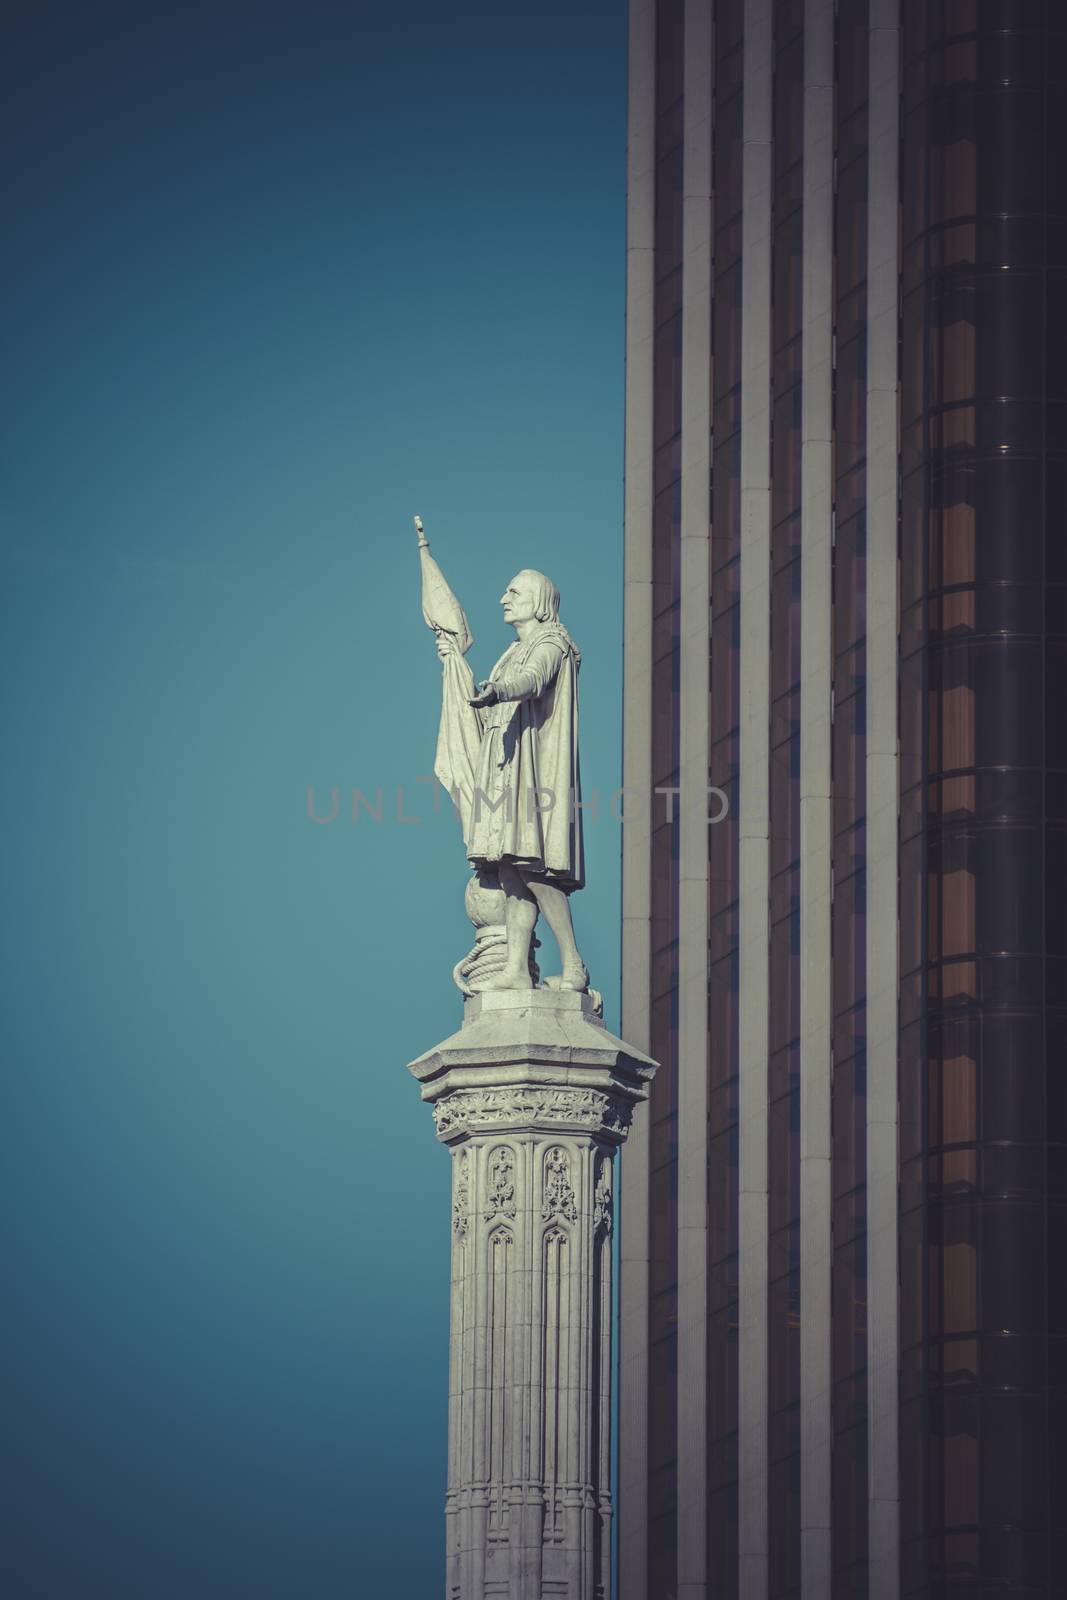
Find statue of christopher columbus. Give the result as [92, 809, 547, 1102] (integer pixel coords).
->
[414, 517, 588, 996]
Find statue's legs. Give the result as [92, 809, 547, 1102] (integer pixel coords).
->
[484, 863, 588, 991]
[525, 876, 588, 990]
[485, 862, 537, 989]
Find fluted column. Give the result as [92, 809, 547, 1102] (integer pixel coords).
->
[410, 989, 657, 1600]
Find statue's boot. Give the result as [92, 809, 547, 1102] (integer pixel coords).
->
[481, 966, 535, 991]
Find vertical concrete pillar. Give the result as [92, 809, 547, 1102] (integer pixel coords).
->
[798, 2, 835, 1595]
[619, 2, 657, 1597]
[738, 1, 773, 1595]
[865, 4, 901, 1596]
[677, 2, 713, 1596]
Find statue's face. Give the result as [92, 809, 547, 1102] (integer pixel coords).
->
[500, 574, 539, 627]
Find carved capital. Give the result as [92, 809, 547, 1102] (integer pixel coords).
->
[432, 1084, 633, 1142]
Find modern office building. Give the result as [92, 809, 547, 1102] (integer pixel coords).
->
[619, 2, 1067, 1598]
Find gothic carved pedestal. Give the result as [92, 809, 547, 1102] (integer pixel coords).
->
[409, 989, 656, 1600]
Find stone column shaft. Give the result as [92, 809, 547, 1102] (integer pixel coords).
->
[411, 990, 656, 1600]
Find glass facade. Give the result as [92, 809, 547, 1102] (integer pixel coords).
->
[899, 2, 1066, 1594]
[625, 3, 1067, 1596]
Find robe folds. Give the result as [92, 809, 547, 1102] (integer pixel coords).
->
[434, 622, 584, 893]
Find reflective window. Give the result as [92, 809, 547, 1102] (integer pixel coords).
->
[899, 4, 1059, 1590]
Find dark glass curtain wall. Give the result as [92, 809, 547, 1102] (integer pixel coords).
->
[899, 2, 1066, 1594]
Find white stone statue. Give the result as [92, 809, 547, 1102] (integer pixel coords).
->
[415, 516, 589, 995]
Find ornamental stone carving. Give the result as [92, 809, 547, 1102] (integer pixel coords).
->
[541, 1146, 578, 1222]
[593, 1164, 613, 1237]
[452, 1149, 470, 1239]
[432, 1085, 632, 1140]
[483, 1145, 517, 1221]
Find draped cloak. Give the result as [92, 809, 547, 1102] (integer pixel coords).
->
[433, 621, 584, 894]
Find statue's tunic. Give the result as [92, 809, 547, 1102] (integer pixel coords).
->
[467, 622, 584, 893]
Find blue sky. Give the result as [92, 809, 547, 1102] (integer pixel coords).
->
[2, 2, 627, 1594]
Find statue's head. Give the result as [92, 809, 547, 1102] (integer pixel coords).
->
[501, 569, 559, 627]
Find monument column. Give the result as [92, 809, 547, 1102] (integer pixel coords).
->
[410, 988, 656, 1600]
[406, 530, 656, 1596]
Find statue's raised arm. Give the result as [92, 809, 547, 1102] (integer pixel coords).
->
[414, 516, 473, 655]
[413, 516, 482, 843]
